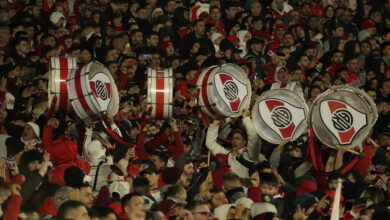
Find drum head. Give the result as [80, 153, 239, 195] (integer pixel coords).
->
[207, 64, 251, 118]
[252, 89, 308, 144]
[309, 86, 373, 148]
[85, 61, 119, 115]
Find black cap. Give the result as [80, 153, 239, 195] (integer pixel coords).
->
[219, 38, 242, 53]
[140, 163, 158, 175]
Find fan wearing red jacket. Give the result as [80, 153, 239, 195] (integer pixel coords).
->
[42, 118, 90, 186]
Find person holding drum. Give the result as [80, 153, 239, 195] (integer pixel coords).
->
[206, 109, 260, 179]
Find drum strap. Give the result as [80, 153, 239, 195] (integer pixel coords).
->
[45, 96, 57, 124]
[199, 110, 210, 127]
[309, 127, 319, 170]
[92, 161, 104, 191]
[100, 117, 129, 146]
[340, 157, 360, 175]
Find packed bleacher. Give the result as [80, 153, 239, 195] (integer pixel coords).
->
[1, 0, 390, 219]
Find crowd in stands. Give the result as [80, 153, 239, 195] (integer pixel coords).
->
[1, 0, 390, 219]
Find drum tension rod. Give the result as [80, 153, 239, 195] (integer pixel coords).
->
[69, 92, 94, 102]
[66, 72, 91, 81]
[196, 82, 213, 87]
[147, 76, 174, 79]
[147, 102, 173, 105]
[49, 91, 68, 94]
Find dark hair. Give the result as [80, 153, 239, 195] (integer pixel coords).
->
[259, 173, 278, 187]
[64, 166, 86, 188]
[186, 200, 208, 211]
[57, 200, 86, 220]
[133, 176, 150, 194]
[231, 128, 248, 142]
[92, 206, 117, 219]
[121, 192, 143, 212]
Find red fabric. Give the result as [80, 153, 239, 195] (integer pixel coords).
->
[347, 69, 358, 83]
[43, 0, 52, 14]
[115, 70, 128, 91]
[250, 30, 271, 42]
[295, 179, 318, 196]
[341, 211, 354, 220]
[38, 197, 57, 217]
[53, 2, 66, 15]
[43, 125, 90, 186]
[0, 91, 5, 102]
[212, 167, 232, 189]
[206, 19, 226, 35]
[265, 66, 277, 85]
[247, 186, 262, 202]
[310, 1, 324, 18]
[4, 195, 23, 220]
[108, 202, 123, 217]
[353, 143, 373, 175]
[327, 63, 345, 77]
[361, 20, 375, 30]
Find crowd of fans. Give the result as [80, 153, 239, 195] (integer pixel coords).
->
[0, 0, 390, 219]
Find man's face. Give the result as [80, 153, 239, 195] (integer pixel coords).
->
[381, 81, 390, 96]
[301, 4, 311, 16]
[150, 53, 160, 68]
[67, 206, 90, 220]
[347, 59, 359, 73]
[250, 2, 262, 16]
[361, 42, 371, 55]
[275, 0, 284, 10]
[22, 124, 36, 142]
[291, 70, 303, 83]
[192, 204, 212, 220]
[16, 40, 31, 55]
[165, 0, 177, 14]
[183, 162, 195, 179]
[210, 192, 227, 208]
[81, 50, 91, 63]
[147, 34, 159, 47]
[383, 45, 390, 56]
[133, 32, 143, 44]
[334, 26, 344, 37]
[283, 34, 294, 47]
[298, 56, 310, 68]
[194, 21, 205, 36]
[178, 173, 190, 187]
[210, 8, 221, 21]
[144, 172, 158, 187]
[126, 196, 146, 219]
[260, 183, 277, 195]
[79, 186, 94, 208]
[367, 90, 376, 101]
[232, 133, 246, 149]
[150, 155, 164, 169]
[105, 50, 118, 62]
[328, 180, 338, 190]
[225, 6, 237, 19]
[331, 52, 343, 64]
[28, 160, 42, 172]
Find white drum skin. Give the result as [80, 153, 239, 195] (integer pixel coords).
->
[196, 63, 251, 120]
[147, 68, 173, 120]
[48, 57, 77, 112]
[67, 61, 119, 121]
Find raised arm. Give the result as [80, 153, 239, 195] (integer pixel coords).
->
[205, 120, 230, 155]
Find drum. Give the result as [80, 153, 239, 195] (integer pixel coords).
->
[48, 57, 77, 112]
[67, 61, 119, 121]
[196, 63, 251, 119]
[147, 68, 173, 120]
[309, 86, 377, 148]
[252, 89, 308, 144]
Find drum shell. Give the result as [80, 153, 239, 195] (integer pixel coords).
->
[147, 68, 173, 120]
[196, 63, 251, 119]
[67, 61, 119, 121]
[309, 86, 375, 149]
[48, 57, 77, 112]
[252, 89, 309, 144]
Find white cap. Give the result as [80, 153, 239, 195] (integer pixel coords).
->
[25, 122, 41, 142]
[251, 202, 278, 218]
[109, 181, 130, 199]
[214, 204, 234, 220]
[235, 197, 254, 209]
[50, 12, 65, 26]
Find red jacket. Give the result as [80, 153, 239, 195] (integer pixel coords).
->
[42, 125, 90, 186]
[3, 195, 22, 220]
[38, 197, 57, 217]
[347, 69, 358, 83]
